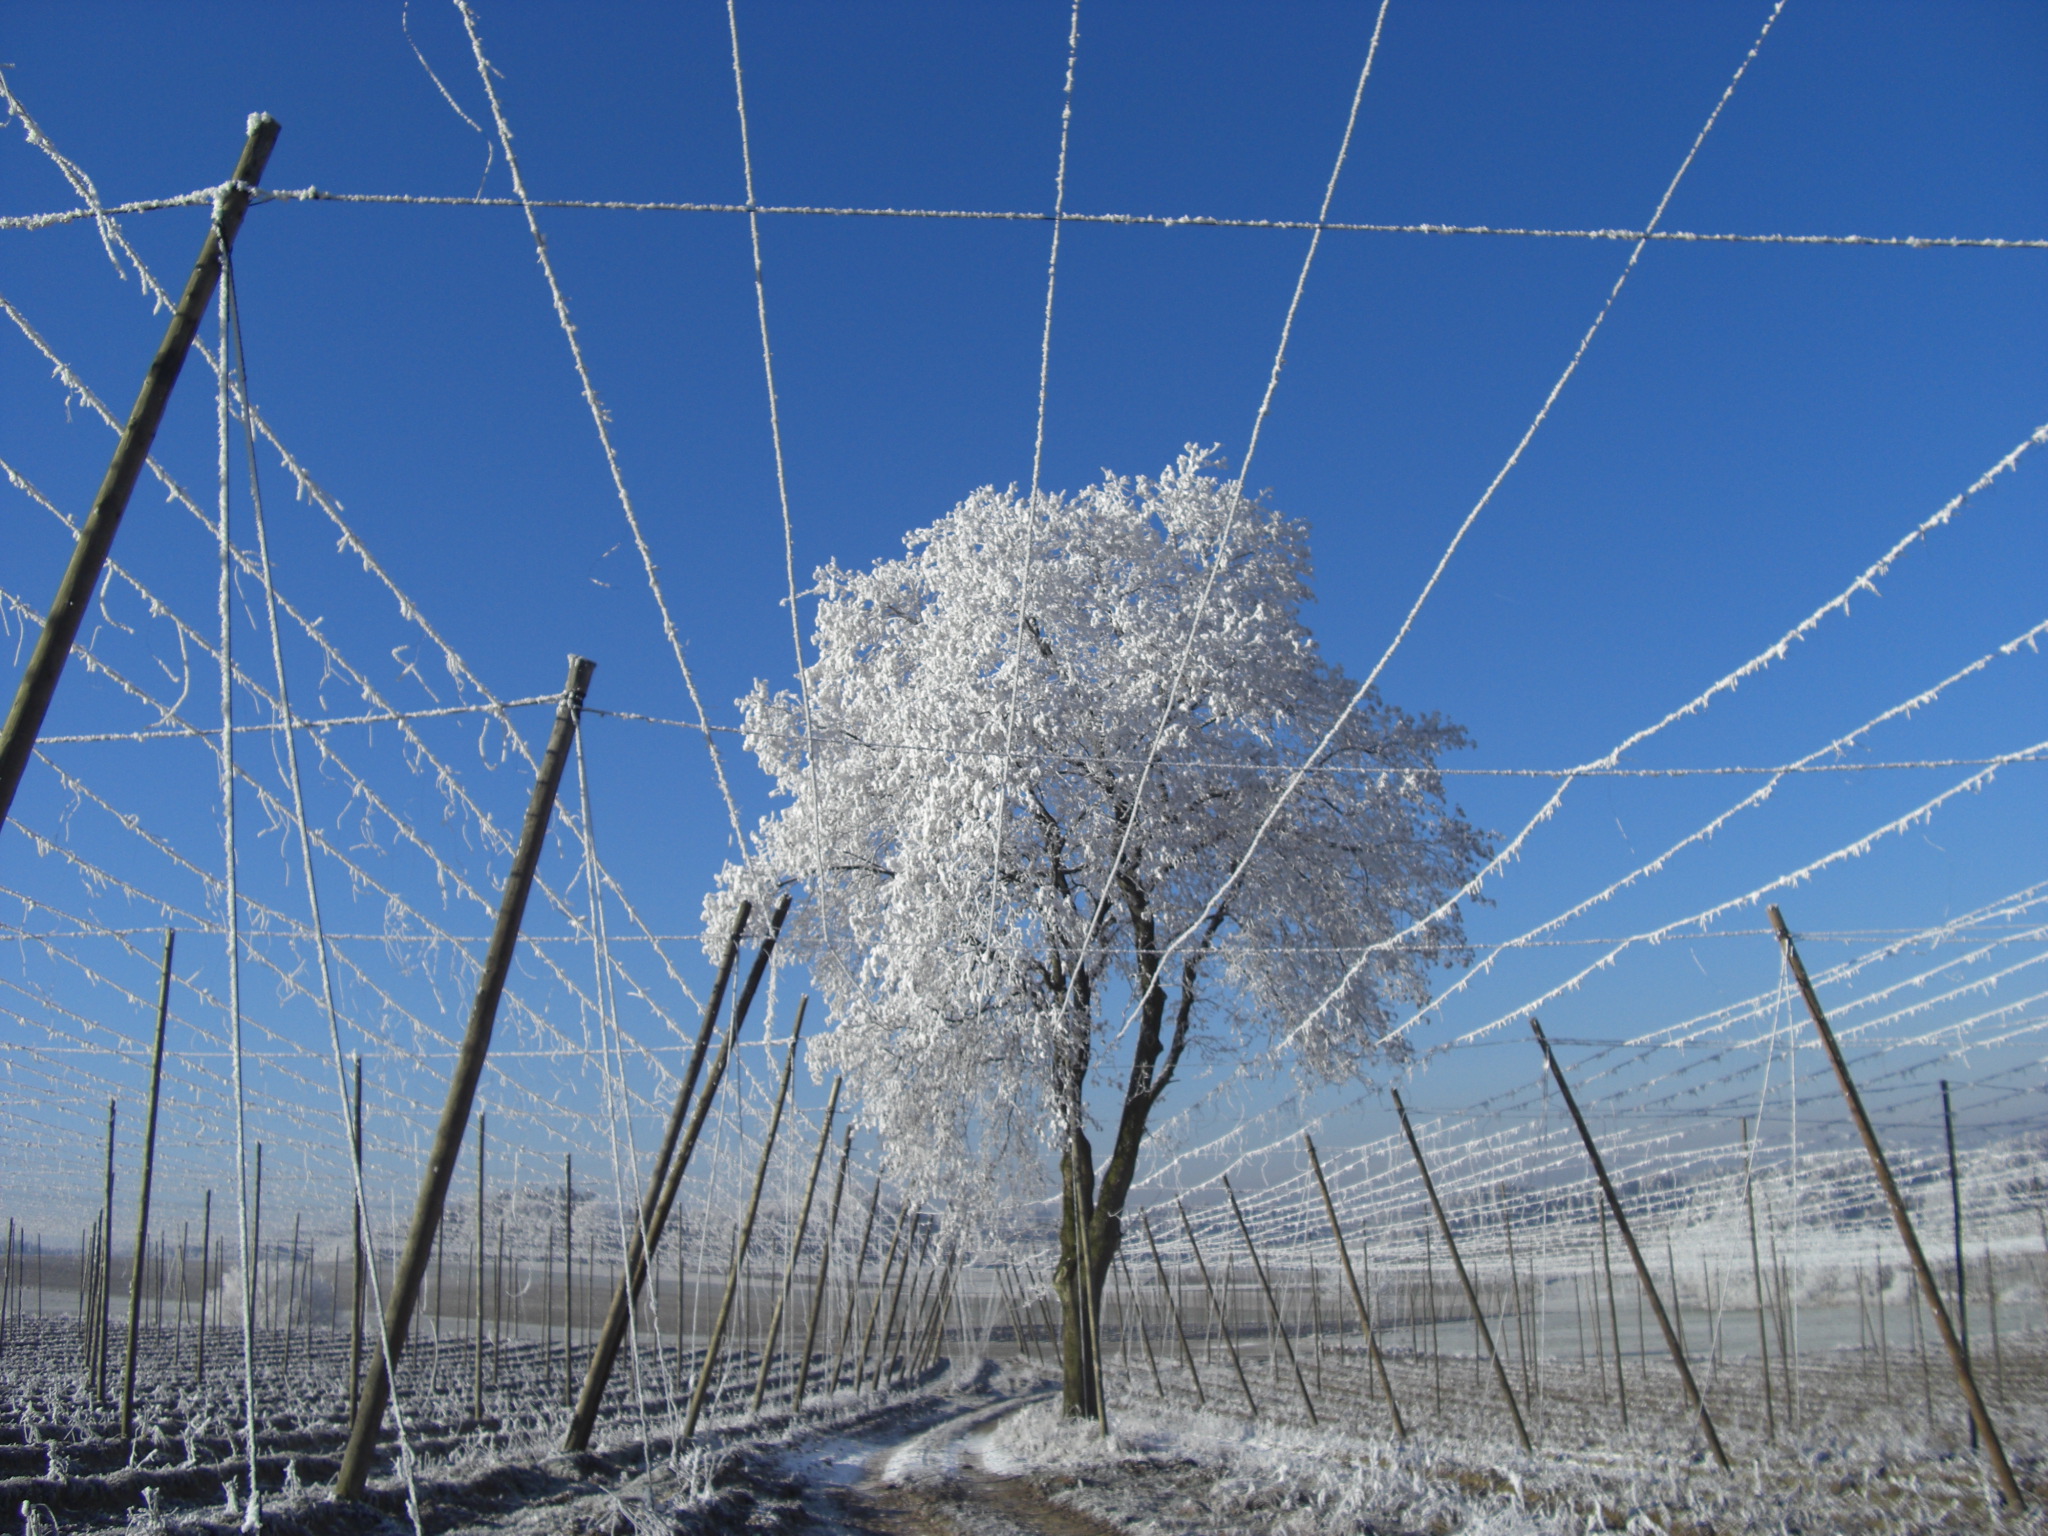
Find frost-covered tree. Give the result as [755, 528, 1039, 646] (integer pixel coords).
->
[706, 448, 1487, 1416]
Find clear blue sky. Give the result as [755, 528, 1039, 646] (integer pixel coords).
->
[2, 2, 2043, 1235]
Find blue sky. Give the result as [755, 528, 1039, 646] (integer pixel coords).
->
[2, 2, 2043, 1237]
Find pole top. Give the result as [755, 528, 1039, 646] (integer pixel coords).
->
[563, 654, 597, 706]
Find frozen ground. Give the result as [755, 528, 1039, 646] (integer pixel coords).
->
[0, 1319, 2042, 1534]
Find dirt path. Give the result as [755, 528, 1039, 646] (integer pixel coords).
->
[779, 1387, 1125, 1536]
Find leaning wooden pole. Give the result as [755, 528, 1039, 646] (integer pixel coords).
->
[1529, 1018, 1729, 1468]
[1303, 1134, 1404, 1437]
[1768, 905, 2023, 1510]
[681, 998, 806, 1443]
[1390, 1089, 1531, 1452]
[1175, 1200, 1258, 1416]
[1138, 1211, 1204, 1405]
[335, 656, 593, 1501]
[347, 1055, 365, 1422]
[119, 930, 175, 1439]
[0, 117, 280, 835]
[94, 1099, 116, 1403]
[1221, 1176, 1317, 1424]
[562, 895, 784, 1450]
[753, 1077, 841, 1413]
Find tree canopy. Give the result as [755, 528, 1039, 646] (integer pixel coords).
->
[708, 447, 1489, 1215]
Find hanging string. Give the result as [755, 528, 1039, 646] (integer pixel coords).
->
[211, 207, 261, 1534]
[224, 247, 425, 1533]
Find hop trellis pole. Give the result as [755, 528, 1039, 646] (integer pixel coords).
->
[335, 655, 594, 1502]
[118, 930, 174, 1441]
[1769, 905, 2023, 1511]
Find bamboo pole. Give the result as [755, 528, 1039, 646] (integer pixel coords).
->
[1138, 1212, 1203, 1403]
[0, 117, 280, 833]
[335, 656, 594, 1500]
[1530, 1019, 1727, 1468]
[752, 1078, 841, 1413]
[563, 897, 785, 1450]
[1221, 1177, 1316, 1424]
[1769, 905, 2022, 1509]
[1390, 1089, 1530, 1452]
[792, 1123, 853, 1411]
[1303, 1134, 1403, 1436]
[681, 999, 806, 1442]
[1174, 1201, 1257, 1416]
[118, 930, 174, 1438]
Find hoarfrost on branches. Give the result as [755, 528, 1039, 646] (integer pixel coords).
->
[707, 446, 1489, 1217]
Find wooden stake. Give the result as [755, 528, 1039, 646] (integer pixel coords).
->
[564, 896, 786, 1451]
[119, 929, 174, 1438]
[0, 117, 280, 833]
[196, 1191, 211, 1384]
[681, 998, 806, 1442]
[853, 1202, 912, 1393]
[1221, 1177, 1316, 1423]
[1174, 1200, 1257, 1416]
[1390, 1089, 1530, 1452]
[1303, 1134, 1403, 1437]
[1769, 906, 2022, 1509]
[753, 1077, 840, 1413]
[336, 655, 594, 1500]
[792, 1123, 853, 1411]
[1530, 1019, 1726, 1468]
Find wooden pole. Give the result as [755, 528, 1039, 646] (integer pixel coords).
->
[348, 1054, 365, 1421]
[563, 896, 786, 1450]
[853, 1202, 912, 1393]
[753, 1077, 841, 1413]
[561, 1154, 573, 1405]
[792, 1123, 853, 1411]
[681, 999, 806, 1442]
[1529, 1019, 1727, 1468]
[1940, 1079, 1976, 1449]
[1220, 1177, 1316, 1424]
[828, 1178, 884, 1394]
[196, 1191, 211, 1384]
[1138, 1212, 1204, 1405]
[119, 930, 174, 1438]
[1768, 905, 2022, 1509]
[1174, 1200, 1258, 1416]
[1390, 1089, 1530, 1452]
[0, 117, 280, 833]
[1303, 1134, 1403, 1437]
[336, 655, 594, 1500]
[94, 1098, 116, 1403]
[473, 1112, 486, 1421]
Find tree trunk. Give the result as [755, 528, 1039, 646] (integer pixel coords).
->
[1052, 1136, 1118, 1418]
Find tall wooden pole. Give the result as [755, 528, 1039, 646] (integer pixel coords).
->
[1529, 1019, 1728, 1468]
[120, 930, 175, 1438]
[561, 1154, 573, 1405]
[195, 1191, 211, 1384]
[1303, 1135, 1403, 1436]
[1741, 1119, 1774, 1439]
[563, 897, 780, 1449]
[1390, 1089, 1531, 1452]
[681, 999, 806, 1443]
[1220, 1177, 1316, 1424]
[853, 1203, 912, 1392]
[1768, 905, 2022, 1509]
[0, 118, 281, 834]
[472, 1112, 486, 1422]
[1138, 1212, 1204, 1405]
[753, 1077, 840, 1413]
[336, 655, 594, 1500]
[791, 1123, 853, 1411]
